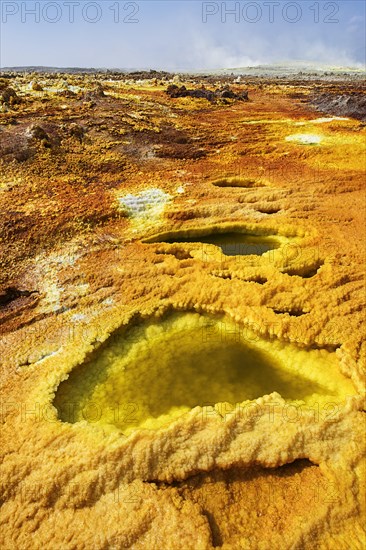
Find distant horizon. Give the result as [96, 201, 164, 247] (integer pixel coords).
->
[1, 60, 365, 74]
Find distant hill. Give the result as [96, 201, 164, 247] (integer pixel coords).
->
[0, 66, 132, 74]
[0, 63, 364, 77]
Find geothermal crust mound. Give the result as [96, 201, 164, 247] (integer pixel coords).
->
[0, 71, 365, 549]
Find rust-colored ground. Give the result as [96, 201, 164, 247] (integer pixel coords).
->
[0, 73, 365, 549]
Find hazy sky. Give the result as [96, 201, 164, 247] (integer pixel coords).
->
[0, 0, 365, 69]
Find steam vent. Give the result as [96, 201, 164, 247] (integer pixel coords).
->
[1, 71, 365, 550]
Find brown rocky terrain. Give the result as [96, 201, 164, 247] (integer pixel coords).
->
[0, 71, 365, 549]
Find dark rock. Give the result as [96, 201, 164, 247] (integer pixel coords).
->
[69, 123, 85, 142]
[166, 84, 249, 103]
[127, 70, 171, 81]
[84, 82, 105, 100]
[0, 78, 10, 90]
[0, 287, 35, 307]
[32, 82, 43, 91]
[56, 89, 76, 98]
[220, 89, 237, 99]
[238, 91, 249, 100]
[166, 84, 179, 95]
[27, 125, 49, 140]
[1, 87, 20, 106]
[310, 93, 366, 122]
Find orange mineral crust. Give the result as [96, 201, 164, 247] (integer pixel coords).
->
[0, 72, 365, 549]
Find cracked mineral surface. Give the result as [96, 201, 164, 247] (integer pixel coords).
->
[0, 71, 365, 549]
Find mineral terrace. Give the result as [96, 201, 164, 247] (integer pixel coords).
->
[0, 70, 365, 549]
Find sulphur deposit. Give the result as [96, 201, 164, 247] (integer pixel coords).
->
[0, 71, 365, 549]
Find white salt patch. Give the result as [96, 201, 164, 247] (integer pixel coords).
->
[295, 117, 349, 126]
[44, 282, 64, 313]
[118, 188, 171, 219]
[34, 350, 60, 364]
[176, 186, 185, 194]
[286, 134, 322, 145]
[71, 314, 87, 322]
